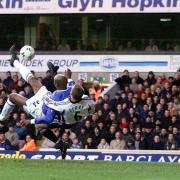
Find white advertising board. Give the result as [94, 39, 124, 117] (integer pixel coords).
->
[0, 0, 180, 14]
[0, 54, 179, 72]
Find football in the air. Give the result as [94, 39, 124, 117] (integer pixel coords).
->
[19, 45, 35, 60]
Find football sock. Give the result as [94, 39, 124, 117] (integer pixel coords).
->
[13, 60, 33, 82]
[40, 128, 58, 143]
[0, 99, 15, 121]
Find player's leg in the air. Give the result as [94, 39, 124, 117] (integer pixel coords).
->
[0, 45, 33, 120]
[0, 45, 58, 121]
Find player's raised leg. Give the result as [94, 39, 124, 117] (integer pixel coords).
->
[10, 45, 42, 93]
[0, 45, 42, 121]
[0, 87, 28, 121]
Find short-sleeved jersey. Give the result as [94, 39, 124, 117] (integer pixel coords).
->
[34, 79, 75, 124]
[43, 95, 96, 125]
[42, 79, 75, 115]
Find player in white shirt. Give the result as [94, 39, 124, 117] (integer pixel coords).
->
[21, 84, 96, 127]
[20, 84, 96, 159]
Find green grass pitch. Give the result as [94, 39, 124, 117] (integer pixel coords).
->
[0, 159, 179, 180]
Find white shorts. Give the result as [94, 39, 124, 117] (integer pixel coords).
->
[23, 86, 49, 118]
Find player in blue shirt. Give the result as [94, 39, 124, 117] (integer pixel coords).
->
[33, 75, 75, 125]
[0, 46, 74, 130]
[0, 45, 76, 159]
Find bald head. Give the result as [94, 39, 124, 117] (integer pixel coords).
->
[54, 74, 68, 90]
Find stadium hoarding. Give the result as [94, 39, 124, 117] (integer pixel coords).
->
[1, 0, 180, 14]
[0, 54, 179, 72]
[0, 150, 180, 162]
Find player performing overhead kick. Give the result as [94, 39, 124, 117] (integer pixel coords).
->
[0, 45, 74, 123]
[0, 46, 75, 143]
[0, 45, 96, 159]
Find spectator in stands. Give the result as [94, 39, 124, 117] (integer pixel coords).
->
[101, 103, 111, 120]
[109, 93, 121, 110]
[20, 134, 36, 151]
[172, 127, 180, 145]
[15, 120, 26, 141]
[165, 134, 179, 150]
[115, 70, 131, 90]
[110, 131, 125, 150]
[85, 137, 96, 149]
[96, 97, 104, 111]
[87, 42, 98, 51]
[105, 125, 116, 144]
[172, 72, 180, 86]
[146, 71, 156, 86]
[103, 94, 110, 104]
[133, 71, 144, 84]
[125, 139, 136, 150]
[134, 132, 143, 150]
[58, 132, 72, 149]
[130, 78, 138, 93]
[125, 41, 136, 51]
[106, 41, 114, 51]
[164, 42, 173, 51]
[121, 128, 133, 143]
[151, 135, 164, 150]
[77, 126, 87, 147]
[0, 97, 5, 113]
[98, 138, 110, 149]
[89, 80, 104, 100]
[75, 40, 84, 51]
[71, 138, 82, 149]
[173, 42, 180, 51]
[141, 127, 153, 150]
[119, 117, 129, 130]
[105, 112, 117, 128]
[160, 129, 168, 145]
[16, 79, 25, 93]
[57, 39, 71, 51]
[5, 124, 19, 150]
[0, 83, 6, 95]
[145, 40, 159, 51]
[92, 126, 101, 148]
[3, 71, 12, 89]
[83, 120, 94, 138]
[0, 129, 13, 150]
[8, 74, 19, 92]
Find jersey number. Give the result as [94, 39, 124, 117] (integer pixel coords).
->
[74, 111, 83, 122]
[33, 100, 40, 107]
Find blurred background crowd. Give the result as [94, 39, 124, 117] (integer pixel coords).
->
[0, 70, 179, 151]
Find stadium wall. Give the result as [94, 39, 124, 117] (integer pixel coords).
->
[0, 150, 180, 162]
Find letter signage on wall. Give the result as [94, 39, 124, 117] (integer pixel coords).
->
[0, 0, 180, 14]
[0, 150, 180, 162]
[0, 54, 179, 73]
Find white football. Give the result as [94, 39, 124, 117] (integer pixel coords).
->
[19, 45, 35, 60]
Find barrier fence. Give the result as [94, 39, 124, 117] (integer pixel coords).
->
[0, 149, 180, 162]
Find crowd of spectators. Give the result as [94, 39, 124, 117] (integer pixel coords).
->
[37, 39, 180, 52]
[0, 70, 179, 151]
